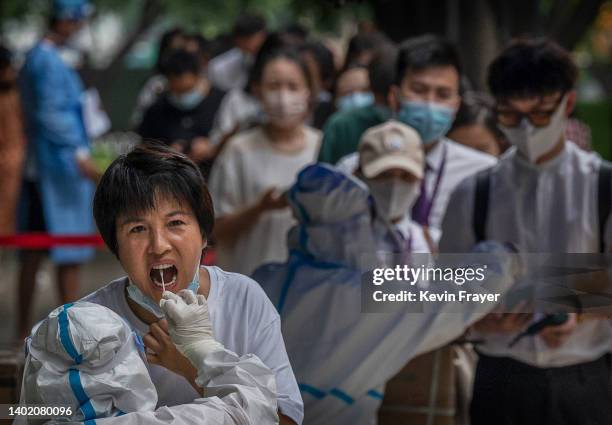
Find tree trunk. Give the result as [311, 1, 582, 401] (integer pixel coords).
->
[81, 0, 165, 92]
[456, 0, 499, 91]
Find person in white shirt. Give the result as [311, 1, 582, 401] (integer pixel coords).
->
[208, 14, 266, 92]
[208, 47, 321, 276]
[440, 38, 612, 425]
[336, 35, 496, 244]
[84, 142, 302, 424]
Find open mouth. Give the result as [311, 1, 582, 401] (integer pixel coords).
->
[149, 264, 178, 290]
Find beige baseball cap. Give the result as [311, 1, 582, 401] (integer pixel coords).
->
[358, 120, 424, 179]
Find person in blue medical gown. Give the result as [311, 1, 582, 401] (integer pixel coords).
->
[16, 0, 99, 341]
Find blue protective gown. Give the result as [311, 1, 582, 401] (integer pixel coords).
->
[19, 40, 94, 264]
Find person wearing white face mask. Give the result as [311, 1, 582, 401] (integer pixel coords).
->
[440, 38, 612, 425]
[336, 35, 497, 247]
[209, 48, 321, 277]
[353, 120, 432, 254]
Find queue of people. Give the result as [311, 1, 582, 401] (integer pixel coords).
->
[4, 0, 612, 424]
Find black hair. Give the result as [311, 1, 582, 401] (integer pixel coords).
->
[367, 44, 398, 97]
[344, 32, 391, 70]
[160, 49, 201, 78]
[156, 27, 185, 74]
[300, 40, 336, 90]
[247, 32, 309, 91]
[487, 37, 578, 100]
[93, 142, 214, 256]
[396, 34, 462, 85]
[233, 14, 266, 39]
[284, 23, 309, 42]
[449, 92, 502, 138]
[254, 47, 313, 92]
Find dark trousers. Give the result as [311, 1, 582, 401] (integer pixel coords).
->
[470, 353, 612, 425]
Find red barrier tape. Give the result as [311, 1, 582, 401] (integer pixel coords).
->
[0, 233, 217, 264]
[0, 233, 105, 249]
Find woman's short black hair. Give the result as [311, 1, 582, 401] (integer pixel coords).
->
[396, 34, 462, 85]
[93, 142, 214, 256]
[487, 37, 578, 100]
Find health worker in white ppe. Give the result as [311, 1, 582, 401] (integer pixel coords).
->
[440, 38, 612, 425]
[81, 143, 302, 425]
[17, 298, 277, 424]
[352, 120, 433, 254]
[253, 163, 519, 425]
[336, 35, 496, 244]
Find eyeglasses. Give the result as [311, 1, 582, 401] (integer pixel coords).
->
[495, 94, 566, 128]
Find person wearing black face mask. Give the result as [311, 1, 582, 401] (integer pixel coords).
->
[137, 49, 226, 178]
[0, 44, 26, 235]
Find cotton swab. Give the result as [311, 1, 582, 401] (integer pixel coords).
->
[161, 271, 165, 292]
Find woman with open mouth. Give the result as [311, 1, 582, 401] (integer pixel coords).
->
[77, 142, 302, 424]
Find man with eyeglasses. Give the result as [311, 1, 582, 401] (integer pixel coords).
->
[440, 38, 612, 425]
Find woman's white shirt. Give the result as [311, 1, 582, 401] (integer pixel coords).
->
[208, 126, 321, 275]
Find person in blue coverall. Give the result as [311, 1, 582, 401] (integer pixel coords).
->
[16, 0, 99, 341]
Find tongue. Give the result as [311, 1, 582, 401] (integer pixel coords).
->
[162, 267, 175, 282]
[151, 267, 176, 284]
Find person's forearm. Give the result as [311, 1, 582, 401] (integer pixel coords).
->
[214, 203, 263, 244]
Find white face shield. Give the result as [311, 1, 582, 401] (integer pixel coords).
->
[20, 302, 157, 422]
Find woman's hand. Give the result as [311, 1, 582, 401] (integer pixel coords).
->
[257, 188, 289, 212]
[143, 319, 201, 392]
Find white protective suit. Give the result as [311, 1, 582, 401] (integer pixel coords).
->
[253, 163, 517, 425]
[16, 301, 278, 425]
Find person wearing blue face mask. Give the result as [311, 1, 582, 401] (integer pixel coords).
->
[336, 35, 496, 247]
[16, 0, 99, 342]
[334, 65, 375, 112]
[138, 49, 226, 178]
[391, 35, 498, 245]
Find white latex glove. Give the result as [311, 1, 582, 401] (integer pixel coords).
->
[159, 290, 225, 368]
